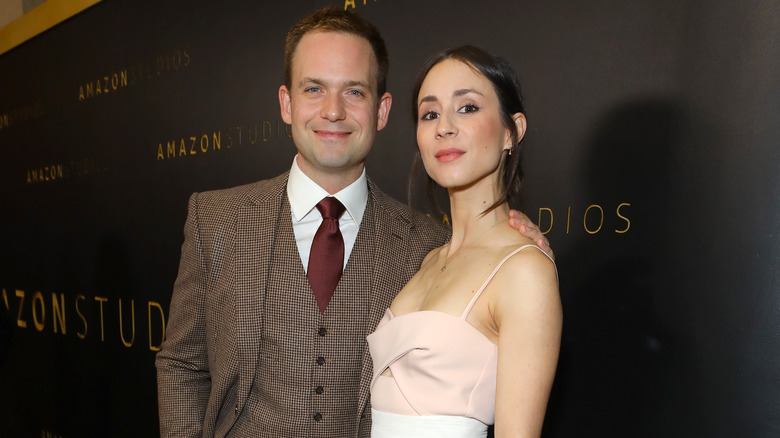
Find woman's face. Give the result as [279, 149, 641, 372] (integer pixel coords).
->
[416, 58, 511, 192]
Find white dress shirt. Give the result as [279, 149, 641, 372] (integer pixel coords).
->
[287, 156, 368, 273]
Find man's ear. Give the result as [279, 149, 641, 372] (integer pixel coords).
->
[279, 85, 292, 125]
[376, 92, 393, 131]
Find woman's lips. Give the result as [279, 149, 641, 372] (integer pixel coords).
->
[435, 148, 465, 162]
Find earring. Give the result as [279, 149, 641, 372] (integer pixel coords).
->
[508, 146, 513, 156]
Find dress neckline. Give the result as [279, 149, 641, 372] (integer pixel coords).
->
[383, 308, 497, 346]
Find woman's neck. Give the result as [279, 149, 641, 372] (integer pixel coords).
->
[447, 186, 509, 251]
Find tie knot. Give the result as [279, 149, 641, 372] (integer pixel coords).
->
[316, 197, 346, 220]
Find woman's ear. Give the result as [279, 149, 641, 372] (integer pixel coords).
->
[504, 112, 527, 151]
[513, 112, 527, 142]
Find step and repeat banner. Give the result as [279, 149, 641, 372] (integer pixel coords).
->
[1, 0, 778, 436]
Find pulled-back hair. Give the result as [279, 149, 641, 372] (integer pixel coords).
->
[284, 5, 389, 96]
[409, 45, 526, 216]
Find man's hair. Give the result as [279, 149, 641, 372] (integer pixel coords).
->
[284, 5, 389, 96]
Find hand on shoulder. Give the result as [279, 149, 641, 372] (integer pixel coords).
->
[508, 209, 554, 260]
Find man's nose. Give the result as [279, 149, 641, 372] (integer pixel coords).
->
[321, 93, 346, 122]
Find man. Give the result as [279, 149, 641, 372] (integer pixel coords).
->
[156, 6, 550, 437]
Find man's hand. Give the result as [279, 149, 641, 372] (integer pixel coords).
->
[508, 210, 554, 260]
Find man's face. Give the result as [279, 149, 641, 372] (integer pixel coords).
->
[279, 31, 392, 191]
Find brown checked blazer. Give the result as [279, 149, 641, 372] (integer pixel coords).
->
[156, 172, 450, 437]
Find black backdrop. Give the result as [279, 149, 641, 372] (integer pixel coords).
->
[1, 0, 778, 437]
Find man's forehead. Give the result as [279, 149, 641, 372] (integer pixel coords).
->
[294, 31, 373, 59]
[290, 31, 378, 84]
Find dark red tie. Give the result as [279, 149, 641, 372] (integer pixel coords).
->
[308, 197, 346, 313]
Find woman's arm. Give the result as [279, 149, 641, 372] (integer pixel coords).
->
[492, 249, 562, 438]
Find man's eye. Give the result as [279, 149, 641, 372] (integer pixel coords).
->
[347, 89, 364, 96]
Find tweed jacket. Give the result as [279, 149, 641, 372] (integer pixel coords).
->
[156, 172, 450, 437]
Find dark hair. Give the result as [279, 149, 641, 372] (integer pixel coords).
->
[284, 5, 389, 97]
[409, 45, 526, 216]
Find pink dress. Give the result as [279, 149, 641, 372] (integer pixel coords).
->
[367, 245, 554, 437]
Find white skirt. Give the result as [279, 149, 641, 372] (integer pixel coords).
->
[371, 409, 488, 438]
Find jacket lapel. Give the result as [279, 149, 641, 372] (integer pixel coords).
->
[234, 173, 288, 407]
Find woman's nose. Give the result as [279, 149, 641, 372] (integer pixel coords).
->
[436, 115, 456, 138]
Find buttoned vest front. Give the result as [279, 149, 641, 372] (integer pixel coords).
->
[230, 194, 375, 437]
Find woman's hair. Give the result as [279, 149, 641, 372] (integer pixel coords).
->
[408, 45, 526, 216]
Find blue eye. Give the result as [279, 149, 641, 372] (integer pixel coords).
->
[458, 104, 479, 114]
[305, 86, 321, 93]
[347, 89, 364, 96]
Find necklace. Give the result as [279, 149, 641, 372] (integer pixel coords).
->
[440, 219, 507, 272]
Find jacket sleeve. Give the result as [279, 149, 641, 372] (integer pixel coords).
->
[156, 193, 212, 437]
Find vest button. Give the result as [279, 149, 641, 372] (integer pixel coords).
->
[316, 386, 324, 395]
[316, 356, 326, 365]
[318, 327, 327, 336]
[314, 412, 323, 422]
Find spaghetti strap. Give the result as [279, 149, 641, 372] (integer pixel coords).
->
[459, 244, 555, 319]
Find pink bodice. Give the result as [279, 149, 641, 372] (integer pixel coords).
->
[367, 244, 553, 426]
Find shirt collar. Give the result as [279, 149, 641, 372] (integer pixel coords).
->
[287, 155, 368, 225]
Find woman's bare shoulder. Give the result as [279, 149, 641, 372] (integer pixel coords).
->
[490, 243, 559, 306]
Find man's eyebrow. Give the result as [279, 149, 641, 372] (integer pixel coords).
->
[297, 78, 370, 89]
[344, 80, 370, 88]
[298, 77, 326, 87]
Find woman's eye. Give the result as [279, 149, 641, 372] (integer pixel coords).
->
[421, 111, 439, 121]
[458, 104, 480, 114]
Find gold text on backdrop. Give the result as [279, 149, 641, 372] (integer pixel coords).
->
[2, 288, 166, 351]
[537, 203, 631, 235]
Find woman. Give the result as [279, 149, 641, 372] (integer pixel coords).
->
[367, 46, 562, 437]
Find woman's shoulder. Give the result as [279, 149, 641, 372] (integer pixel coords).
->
[504, 239, 554, 264]
[499, 241, 556, 276]
[487, 238, 559, 301]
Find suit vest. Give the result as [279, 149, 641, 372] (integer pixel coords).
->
[230, 194, 376, 437]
